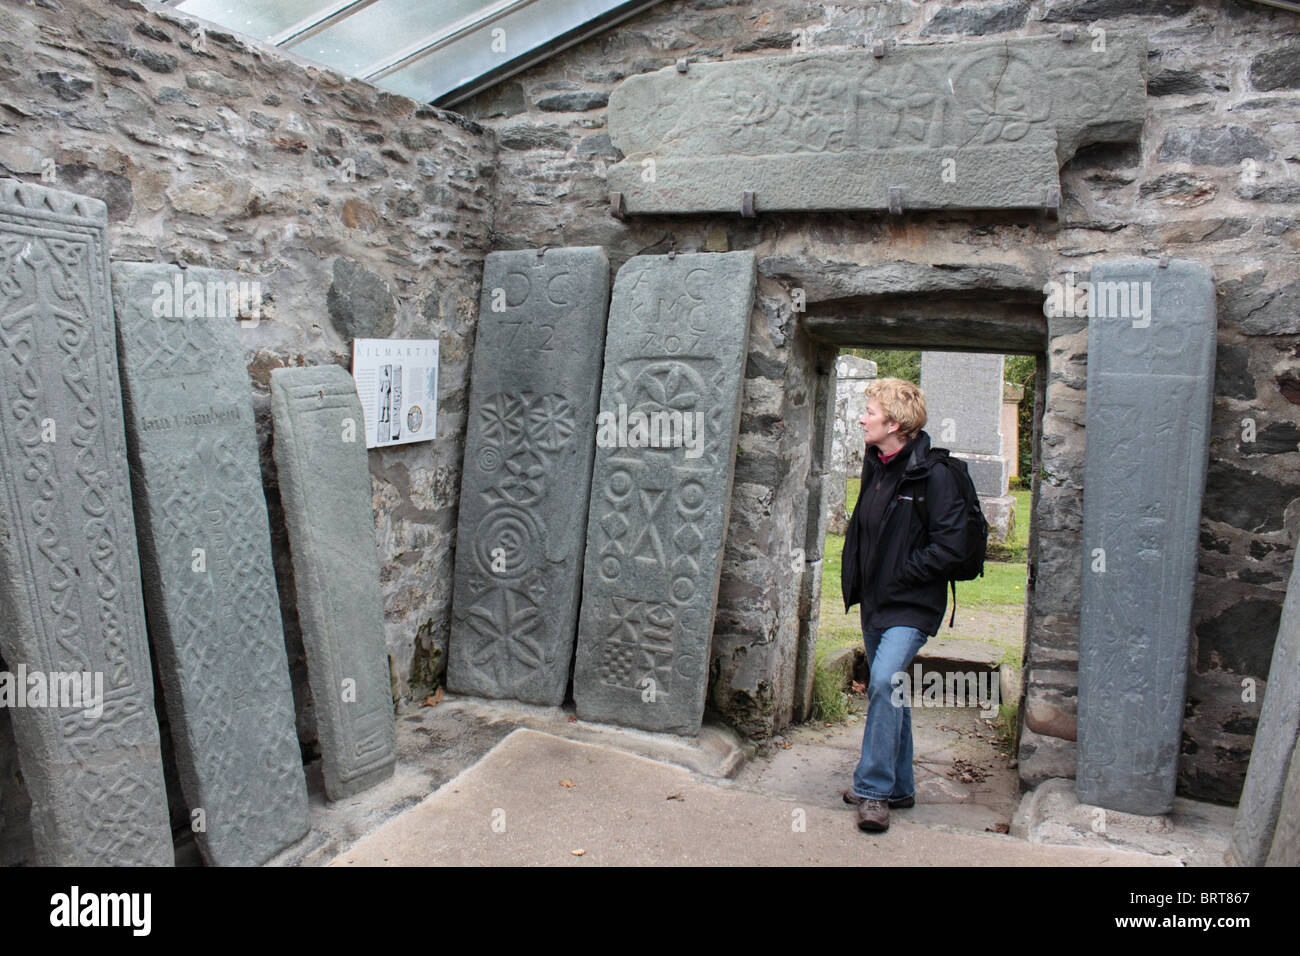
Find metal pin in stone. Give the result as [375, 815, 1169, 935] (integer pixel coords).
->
[1061, 26, 1076, 42]
[667, 249, 676, 260]
[1044, 185, 1061, 219]
[888, 186, 902, 215]
[872, 39, 885, 58]
[610, 191, 626, 220]
[1158, 255, 1170, 269]
[676, 58, 689, 73]
[741, 190, 756, 218]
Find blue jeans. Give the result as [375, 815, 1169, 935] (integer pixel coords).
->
[852, 623, 929, 801]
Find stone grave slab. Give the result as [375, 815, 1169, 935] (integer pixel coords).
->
[1228, 541, 1300, 866]
[1077, 258, 1216, 815]
[112, 261, 308, 865]
[607, 32, 1147, 214]
[921, 351, 1005, 458]
[573, 252, 756, 735]
[271, 364, 397, 800]
[0, 180, 172, 865]
[448, 247, 610, 705]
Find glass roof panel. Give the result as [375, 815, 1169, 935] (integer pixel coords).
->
[286, 0, 497, 77]
[170, 0, 665, 104]
[175, 0, 335, 42]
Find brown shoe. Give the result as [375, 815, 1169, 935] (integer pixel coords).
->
[856, 798, 890, 832]
[841, 789, 914, 810]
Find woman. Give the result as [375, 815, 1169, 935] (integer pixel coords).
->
[839, 378, 968, 832]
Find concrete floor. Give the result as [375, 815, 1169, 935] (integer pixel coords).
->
[252, 692, 1231, 867]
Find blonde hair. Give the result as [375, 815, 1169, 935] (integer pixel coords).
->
[866, 377, 927, 439]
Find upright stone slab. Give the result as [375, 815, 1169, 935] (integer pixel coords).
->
[1077, 258, 1216, 815]
[573, 252, 756, 735]
[271, 365, 397, 800]
[111, 262, 308, 865]
[1228, 542, 1300, 866]
[922, 350, 1014, 539]
[448, 247, 610, 705]
[828, 355, 876, 535]
[0, 181, 172, 865]
[607, 32, 1147, 214]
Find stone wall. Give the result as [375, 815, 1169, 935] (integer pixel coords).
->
[460, 0, 1300, 801]
[0, 0, 497, 735]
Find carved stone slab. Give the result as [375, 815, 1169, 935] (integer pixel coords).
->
[112, 262, 308, 865]
[1228, 542, 1300, 866]
[1077, 258, 1216, 815]
[0, 181, 173, 865]
[607, 32, 1147, 214]
[573, 252, 756, 735]
[271, 364, 396, 800]
[448, 247, 610, 705]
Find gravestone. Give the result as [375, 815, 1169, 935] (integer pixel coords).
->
[1077, 258, 1216, 815]
[921, 351, 1014, 542]
[112, 261, 308, 865]
[828, 355, 876, 535]
[0, 181, 173, 865]
[1267, 736, 1300, 866]
[1227, 541, 1300, 866]
[573, 251, 756, 735]
[606, 32, 1147, 214]
[271, 364, 396, 800]
[448, 247, 610, 705]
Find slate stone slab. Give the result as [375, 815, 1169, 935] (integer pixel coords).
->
[573, 252, 756, 735]
[448, 247, 610, 705]
[1077, 258, 1216, 815]
[0, 180, 173, 865]
[112, 261, 308, 865]
[607, 32, 1147, 214]
[271, 364, 397, 800]
[1228, 541, 1300, 866]
[921, 351, 1005, 457]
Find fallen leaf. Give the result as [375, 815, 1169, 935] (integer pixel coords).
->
[420, 687, 444, 707]
[559, 779, 575, 788]
[850, 680, 866, 694]
[666, 791, 683, 801]
[568, 715, 578, 723]
[571, 848, 586, 856]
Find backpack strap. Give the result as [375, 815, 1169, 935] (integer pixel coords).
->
[915, 453, 958, 629]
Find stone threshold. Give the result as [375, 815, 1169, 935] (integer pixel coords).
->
[1011, 778, 1236, 867]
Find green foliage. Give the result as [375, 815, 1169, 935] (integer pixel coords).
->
[811, 662, 850, 724]
[846, 348, 920, 383]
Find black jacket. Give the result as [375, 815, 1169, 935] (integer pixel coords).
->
[841, 430, 968, 635]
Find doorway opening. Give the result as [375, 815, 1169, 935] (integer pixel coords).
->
[740, 279, 1051, 833]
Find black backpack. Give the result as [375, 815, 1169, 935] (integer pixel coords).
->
[916, 450, 989, 627]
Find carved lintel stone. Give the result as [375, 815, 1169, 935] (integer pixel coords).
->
[0, 180, 173, 866]
[607, 32, 1147, 214]
[449, 247, 611, 705]
[271, 364, 397, 801]
[1076, 258, 1216, 815]
[573, 252, 756, 735]
[112, 261, 308, 865]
